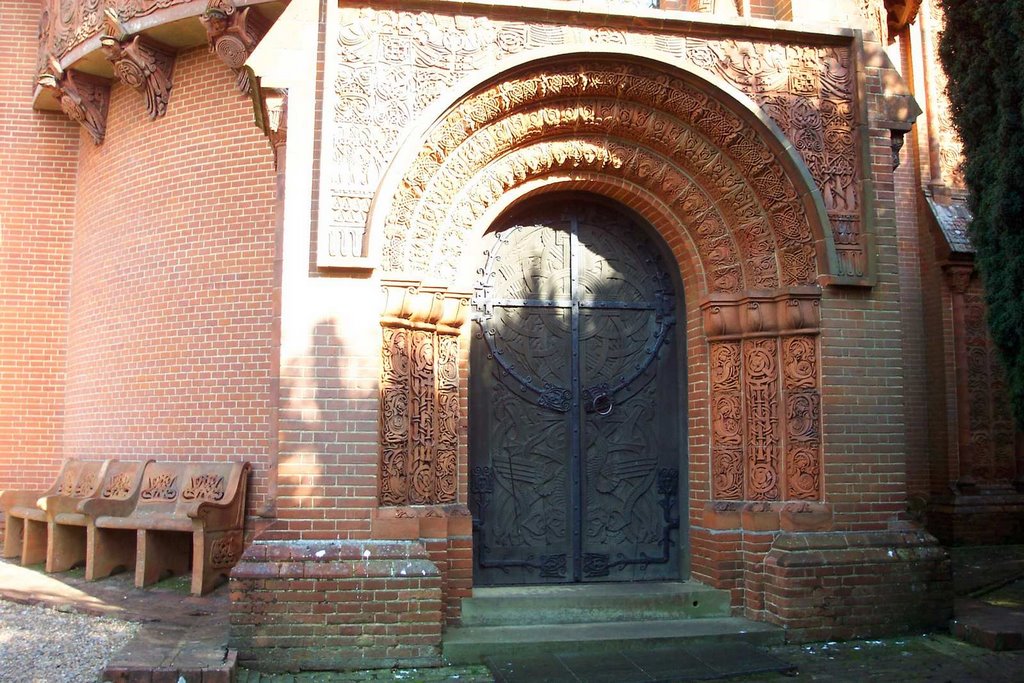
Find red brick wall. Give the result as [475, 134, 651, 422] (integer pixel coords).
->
[0, 0, 78, 501]
[65, 46, 277, 514]
[816, 54, 909, 533]
[894, 38, 930, 501]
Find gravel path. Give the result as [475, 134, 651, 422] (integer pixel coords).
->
[0, 600, 139, 682]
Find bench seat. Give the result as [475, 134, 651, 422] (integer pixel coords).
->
[94, 514, 193, 532]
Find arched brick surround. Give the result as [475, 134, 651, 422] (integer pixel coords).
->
[368, 54, 834, 618]
[371, 52, 838, 291]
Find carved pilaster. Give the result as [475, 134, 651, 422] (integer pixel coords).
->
[380, 282, 471, 506]
[38, 63, 110, 145]
[711, 341, 744, 500]
[782, 335, 822, 499]
[100, 12, 175, 120]
[200, 1, 270, 93]
[744, 337, 781, 501]
[702, 287, 823, 503]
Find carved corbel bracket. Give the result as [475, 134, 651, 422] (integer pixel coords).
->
[700, 287, 822, 341]
[867, 46, 923, 170]
[100, 14, 176, 120]
[250, 85, 287, 168]
[38, 62, 110, 145]
[200, 1, 270, 93]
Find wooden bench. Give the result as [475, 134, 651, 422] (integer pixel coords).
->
[47, 459, 151, 573]
[82, 460, 250, 596]
[1, 459, 109, 566]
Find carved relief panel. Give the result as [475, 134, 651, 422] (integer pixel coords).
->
[321, 7, 865, 281]
[703, 290, 823, 502]
[947, 267, 1018, 486]
[379, 282, 470, 506]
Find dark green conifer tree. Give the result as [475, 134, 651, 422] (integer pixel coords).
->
[939, 0, 1024, 430]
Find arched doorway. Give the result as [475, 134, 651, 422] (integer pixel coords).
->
[469, 194, 685, 585]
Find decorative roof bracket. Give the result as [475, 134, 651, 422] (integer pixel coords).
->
[100, 10, 176, 119]
[37, 58, 111, 145]
[200, 1, 270, 94]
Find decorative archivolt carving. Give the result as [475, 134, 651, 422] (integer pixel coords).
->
[380, 61, 821, 292]
[325, 8, 862, 281]
[200, 1, 269, 93]
[379, 281, 471, 506]
[38, 61, 110, 145]
[100, 11, 176, 119]
[704, 287, 823, 502]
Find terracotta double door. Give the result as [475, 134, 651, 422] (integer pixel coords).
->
[470, 196, 683, 585]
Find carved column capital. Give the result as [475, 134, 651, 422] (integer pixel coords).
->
[944, 264, 974, 295]
[700, 287, 822, 341]
[100, 30, 175, 119]
[38, 64, 110, 145]
[200, 1, 269, 93]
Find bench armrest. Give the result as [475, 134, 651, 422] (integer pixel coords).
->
[0, 490, 46, 511]
[37, 495, 81, 516]
[78, 497, 137, 518]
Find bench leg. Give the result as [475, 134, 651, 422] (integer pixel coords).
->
[21, 518, 47, 566]
[2, 515, 23, 559]
[192, 529, 243, 596]
[47, 522, 87, 573]
[86, 526, 136, 581]
[136, 529, 190, 589]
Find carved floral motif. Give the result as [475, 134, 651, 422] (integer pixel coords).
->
[74, 472, 98, 497]
[210, 531, 243, 568]
[182, 474, 227, 501]
[141, 474, 178, 501]
[57, 468, 76, 496]
[103, 472, 134, 498]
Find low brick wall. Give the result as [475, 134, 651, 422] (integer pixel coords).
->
[229, 540, 443, 671]
[763, 531, 952, 642]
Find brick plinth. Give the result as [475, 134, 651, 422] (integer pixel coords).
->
[229, 540, 443, 671]
[763, 531, 952, 642]
[928, 492, 1024, 546]
[370, 505, 473, 625]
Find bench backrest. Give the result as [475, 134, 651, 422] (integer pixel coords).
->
[54, 460, 107, 499]
[134, 461, 246, 517]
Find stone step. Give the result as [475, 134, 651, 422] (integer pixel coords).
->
[460, 581, 731, 626]
[443, 617, 785, 665]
